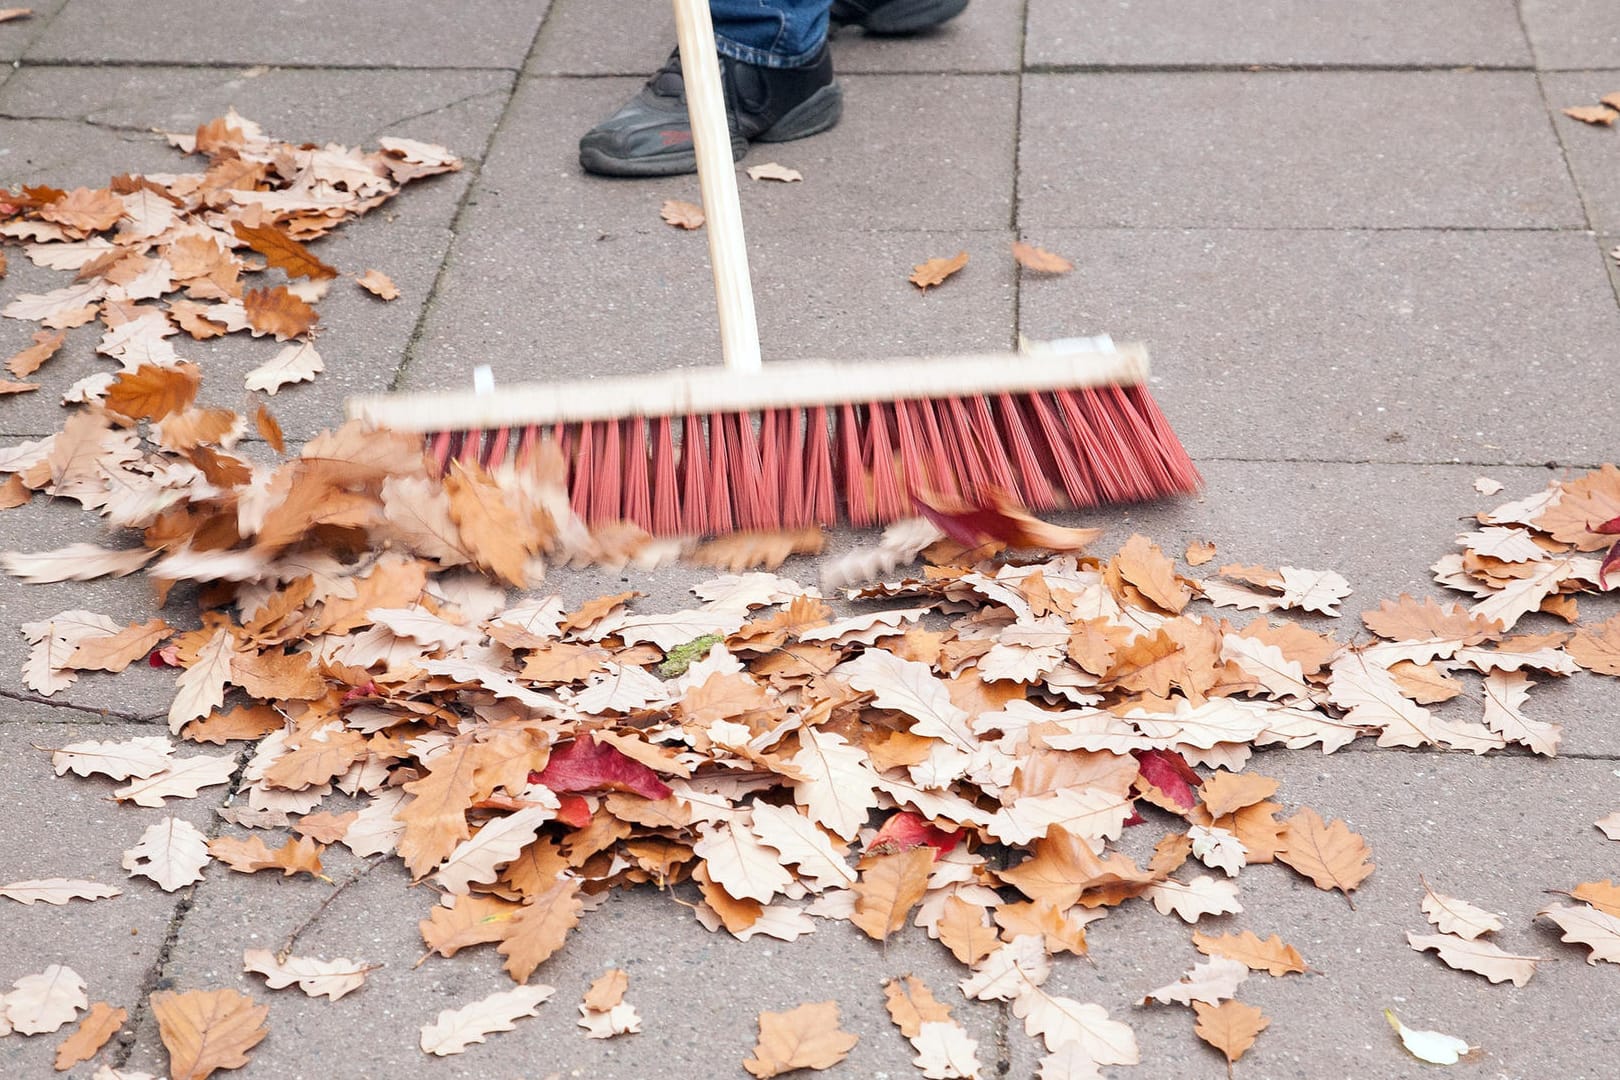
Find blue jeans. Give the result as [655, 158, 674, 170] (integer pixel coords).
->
[711, 0, 831, 68]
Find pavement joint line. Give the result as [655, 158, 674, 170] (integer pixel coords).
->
[109, 742, 255, 1071]
[1194, 454, 1596, 469]
[387, 4, 555, 393]
[1006, 0, 1028, 354]
[1023, 62, 1541, 75]
[353, 82, 515, 150]
[1511, 0, 1545, 72]
[12, 57, 527, 74]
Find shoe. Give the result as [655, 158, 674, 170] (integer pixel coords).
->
[830, 0, 968, 35]
[579, 45, 843, 178]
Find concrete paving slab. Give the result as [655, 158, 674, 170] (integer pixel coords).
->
[1017, 71, 1586, 230]
[1521, 0, 1620, 70]
[0, 718, 230, 1078]
[0, 498, 193, 722]
[132, 833, 1002, 1078]
[0, 3, 64, 63]
[1007, 751, 1620, 1079]
[1016, 227, 1620, 467]
[1025, 0, 1530, 68]
[469, 73, 1016, 238]
[26, 0, 550, 69]
[1542, 71, 1620, 235]
[405, 224, 1017, 391]
[529, 0, 1019, 75]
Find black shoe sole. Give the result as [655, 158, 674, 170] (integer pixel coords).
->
[579, 84, 843, 177]
[834, 0, 968, 34]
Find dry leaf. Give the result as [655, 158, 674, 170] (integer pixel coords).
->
[245, 340, 323, 394]
[1419, 878, 1502, 939]
[1406, 931, 1538, 985]
[882, 975, 954, 1038]
[122, 817, 209, 891]
[690, 527, 824, 570]
[52, 735, 174, 780]
[150, 988, 268, 1080]
[1385, 1008, 1475, 1065]
[242, 949, 372, 1001]
[909, 251, 968, 291]
[1193, 999, 1268, 1070]
[54, 1001, 126, 1070]
[104, 362, 200, 422]
[1564, 104, 1618, 125]
[1140, 955, 1249, 1006]
[1275, 807, 1373, 902]
[113, 754, 238, 806]
[850, 846, 935, 941]
[1537, 903, 1620, 965]
[231, 222, 337, 280]
[356, 269, 399, 299]
[1012, 241, 1073, 274]
[7, 328, 66, 379]
[4, 965, 87, 1035]
[744, 1001, 859, 1078]
[0, 878, 121, 906]
[242, 285, 318, 340]
[498, 876, 584, 982]
[747, 162, 803, 182]
[0, 8, 33, 22]
[660, 199, 705, 229]
[1185, 539, 1217, 566]
[420, 985, 554, 1056]
[1191, 930, 1307, 976]
[1597, 815, 1620, 842]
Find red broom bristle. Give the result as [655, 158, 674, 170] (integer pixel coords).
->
[866, 403, 905, 522]
[623, 417, 651, 530]
[839, 403, 870, 527]
[652, 416, 680, 536]
[805, 405, 836, 525]
[570, 421, 594, 521]
[892, 399, 926, 499]
[759, 409, 782, 526]
[707, 413, 734, 535]
[726, 412, 768, 531]
[996, 392, 1056, 509]
[1026, 391, 1096, 507]
[680, 415, 709, 536]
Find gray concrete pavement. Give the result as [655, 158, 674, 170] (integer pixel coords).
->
[1, 2, 1618, 1078]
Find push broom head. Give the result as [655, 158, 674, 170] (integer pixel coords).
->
[345, 338, 1201, 537]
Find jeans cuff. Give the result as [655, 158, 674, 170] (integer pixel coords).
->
[713, 32, 822, 69]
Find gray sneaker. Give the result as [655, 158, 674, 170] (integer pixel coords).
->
[579, 45, 843, 178]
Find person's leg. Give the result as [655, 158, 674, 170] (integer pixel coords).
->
[579, 0, 841, 179]
[830, 0, 967, 35]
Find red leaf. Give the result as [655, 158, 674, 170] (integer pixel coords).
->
[554, 794, 592, 829]
[533, 735, 672, 801]
[912, 486, 1102, 552]
[1601, 540, 1620, 590]
[865, 811, 960, 857]
[1596, 514, 1620, 535]
[1133, 748, 1202, 811]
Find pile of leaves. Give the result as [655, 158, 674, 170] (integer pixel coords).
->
[0, 109, 454, 402]
[3, 114, 1620, 1080]
[3, 385, 1620, 1074]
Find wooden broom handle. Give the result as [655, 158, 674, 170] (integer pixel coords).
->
[672, 0, 764, 374]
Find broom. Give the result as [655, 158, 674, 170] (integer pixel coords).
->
[345, 0, 1200, 537]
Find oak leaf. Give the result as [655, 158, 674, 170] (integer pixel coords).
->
[1360, 594, 1498, 663]
[1481, 670, 1559, 755]
[747, 162, 803, 182]
[579, 1000, 642, 1039]
[231, 221, 337, 280]
[690, 527, 825, 571]
[150, 988, 268, 1080]
[1275, 807, 1373, 902]
[914, 487, 1100, 551]
[51, 735, 174, 780]
[1192, 930, 1307, 976]
[7, 328, 65, 378]
[749, 802, 855, 891]
[356, 268, 399, 299]
[962, 935, 1051, 1002]
[1596, 815, 1620, 842]
[1406, 932, 1538, 985]
[242, 949, 372, 1000]
[1185, 539, 1217, 565]
[167, 628, 234, 734]
[396, 740, 482, 877]
[790, 726, 882, 840]
[435, 804, 555, 894]
[420, 985, 554, 1055]
[244, 340, 324, 394]
[54, 1001, 126, 1070]
[1537, 903, 1620, 965]
[660, 198, 704, 229]
[1192, 999, 1267, 1071]
[1198, 770, 1279, 819]
[444, 460, 536, 586]
[498, 875, 584, 982]
[1140, 955, 1249, 1006]
[1568, 613, 1620, 674]
[0, 878, 121, 906]
[582, 969, 629, 1012]
[113, 754, 237, 807]
[1143, 874, 1242, 922]
[1012, 241, 1073, 274]
[419, 894, 520, 959]
[4, 965, 86, 1034]
[883, 975, 954, 1038]
[850, 846, 935, 941]
[41, 187, 124, 232]
[744, 1001, 859, 1078]
[935, 895, 1000, 966]
[122, 817, 209, 891]
[1568, 881, 1620, 918]
[242, 285, 317, 340]
[1012, 983, 1139, 1064]
[104, 361, 200, 422]
[3, 545, 155, 584]
[910, 251, 968, 291]
[1564, 104, 1618, 125]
